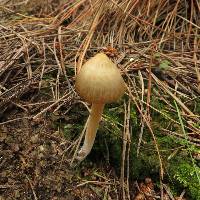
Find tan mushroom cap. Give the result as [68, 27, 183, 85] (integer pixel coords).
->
[75, 53, 126, 104]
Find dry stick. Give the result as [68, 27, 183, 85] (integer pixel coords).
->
[193, 30, 200, 91]
[120, 99, 131, 200]
[137, 71, 145, 156]
[126, 99, 131, 200]
[159, 0, 180, 48]
[58, 26, 66, 76]
[53, 37, 64, 75]
[25, 175, 38, 200]
[22, 39, 32, 79]
[55, 66, 61, 100]
[0, 44, 25, 74]
[70, 119, 88, 166]
[161, 128, 200, 146]
[151, 73, 195, 117]
[124, 70, 163, 178]
[139, 99, 194, 130]
[146, 50, 153, 121]
[66, 5, 92, 29]
[48, 40, 73, 91]
[177, 14, 200, 30]
[186, 0, 194, 47]
[66, 101, 90, 157]
[179, 190, 186, 199]
[125, 84, 164, 179]
[0, 117, 30, 125]
[75, 180, 112, 188]
[32, 92, 72, 120]
[66, 101, 91, 159]
[76, 0, 105, 73]
[163, 184, 175, 199]
[120, 102, 127, 200]
[110, 0, 180, 42]
[130, 71, 196, 180]
[0, 24, 39, 47]
[38, 39, 46, 90]
[51, 0, 87, 27]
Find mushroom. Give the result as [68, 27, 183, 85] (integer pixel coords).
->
[75, 53, 125, 161]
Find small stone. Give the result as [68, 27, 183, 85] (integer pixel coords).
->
[10, 144, 20, 152]
[30, 134, 39, 143]
[38, 145, 45, 152]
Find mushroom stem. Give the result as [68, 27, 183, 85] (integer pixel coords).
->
[76, 103, 105, 161]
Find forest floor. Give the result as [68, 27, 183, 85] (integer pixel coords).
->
[1, 111, 124, 200]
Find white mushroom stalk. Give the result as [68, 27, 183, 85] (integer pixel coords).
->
[75, 53, 125, 161]
[76, 103, 104, 161]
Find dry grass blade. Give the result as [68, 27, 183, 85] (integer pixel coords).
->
[120, 100, 131, 200]
[75, 0, 105, 73]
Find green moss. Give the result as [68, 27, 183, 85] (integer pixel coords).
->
[58, 95, 200, 199]
[169, 162, 200, 200]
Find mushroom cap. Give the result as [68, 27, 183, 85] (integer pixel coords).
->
[75, 53, 126, 104]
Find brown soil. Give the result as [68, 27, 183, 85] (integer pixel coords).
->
[0, 111, 120, 200]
